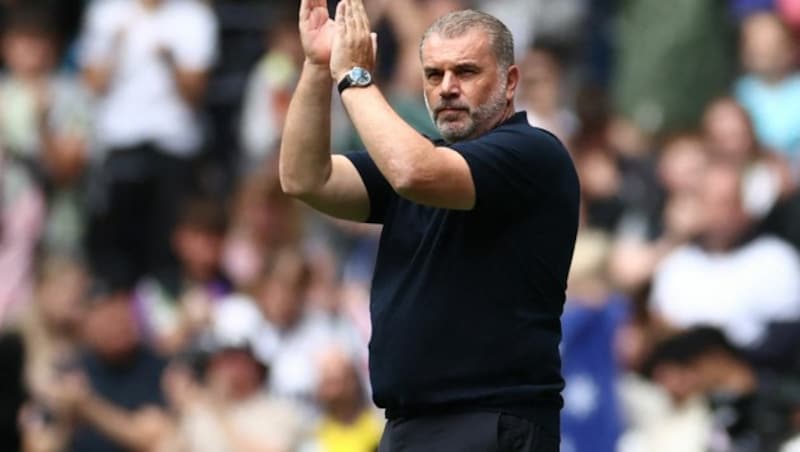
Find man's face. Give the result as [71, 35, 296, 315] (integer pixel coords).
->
[741, 13, 795, 81]
[698, 166, 750, 250]
[82, 295, 139, 363]
[421, 30, 515, 142]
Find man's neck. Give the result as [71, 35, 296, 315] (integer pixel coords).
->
[329, 399, 364, 425]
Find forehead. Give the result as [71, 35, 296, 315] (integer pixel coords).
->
[421, 29, 496, 67]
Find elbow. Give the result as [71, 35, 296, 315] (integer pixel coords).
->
[278, 164, 328, 198]
[390, 166, 424, 200]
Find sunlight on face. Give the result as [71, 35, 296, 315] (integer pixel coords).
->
[421, 30, 510, 143]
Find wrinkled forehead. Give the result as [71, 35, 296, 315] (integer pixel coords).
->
[420, 29, 496, 67]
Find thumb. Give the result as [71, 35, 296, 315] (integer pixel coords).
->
[371, 32, 378, 61]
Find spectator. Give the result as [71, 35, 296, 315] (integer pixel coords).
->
[300, 346, 383, 452]
[702, 97, 794, 218]
[239, 16, 304, 167]
[573, 144, 625, 233]
[640, 327, 799, 452]
[518, 39, 579, 145]
[609, 134, 708, 293]
[80, 0, 218, 289]
[15, 259, 87, 452]
[650, 162, 800, 348]
[222, 162, 304, 290]
[215, 247, 362, 413]
[619, 329, 714, 452]
[62, 285, 170, 452]
[736, 12, 800, 164]
[0, 153, 45, 325]
[135, 197, 232, 356]
[164, 320, 305, 452]
[0, 5, 92, 257]
[560, 215, 628, 452]
[17, 256, 87, 434]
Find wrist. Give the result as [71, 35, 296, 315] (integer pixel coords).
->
[304, 60, 332, 81]
[304, 59, 329, 71]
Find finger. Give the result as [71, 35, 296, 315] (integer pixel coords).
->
[335, 0, 347, 34]
[351, 0, 367, 36]
[299, 0, 311, 21]
[353, 0, 370, 31]
[371, 32, 378, 60]
[345, 0, 356, 29]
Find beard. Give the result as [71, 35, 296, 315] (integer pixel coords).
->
[426, 79, 509, 143]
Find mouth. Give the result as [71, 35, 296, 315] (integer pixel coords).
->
[436, 107, 469, 118]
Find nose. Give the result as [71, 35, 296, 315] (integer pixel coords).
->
[440, 71, 461, 99]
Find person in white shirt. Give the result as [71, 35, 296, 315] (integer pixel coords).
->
[80, 0, 218, 289]
[651, 161, 800, 348]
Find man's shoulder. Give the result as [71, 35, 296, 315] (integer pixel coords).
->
[742, 235, 800, 262]
[163, 0, 216, 22]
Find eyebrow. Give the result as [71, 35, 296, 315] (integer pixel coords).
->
[423, 62, 482, 73]
[454, 63, 481, 72]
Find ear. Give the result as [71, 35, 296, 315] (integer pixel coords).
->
[505, 64, 520, 101]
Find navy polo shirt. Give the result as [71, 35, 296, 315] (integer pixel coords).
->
[345, 111, 579, 435]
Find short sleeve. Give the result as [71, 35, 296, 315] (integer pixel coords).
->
[449, 128, 571, 213]
[168, 3, 218, 71]
[343, 151, 397, 224]
[79, 1, 122, 66]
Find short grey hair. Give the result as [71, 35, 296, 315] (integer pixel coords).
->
[420, 10, 515, 69]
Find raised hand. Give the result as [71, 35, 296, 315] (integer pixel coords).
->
[299, 0, 336, 66]
[330, 0, 377, 82]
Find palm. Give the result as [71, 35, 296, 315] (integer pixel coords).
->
[300, 1, 335, 65]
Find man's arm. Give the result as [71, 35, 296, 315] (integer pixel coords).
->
[279, 0, 370, 222]
[160, 50, 208, 109]
[54, 375, 170, 452]
[330, 0, 475, 210]
[78, 397, 170, 451]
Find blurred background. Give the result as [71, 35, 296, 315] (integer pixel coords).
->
[1, 0, 800, 451]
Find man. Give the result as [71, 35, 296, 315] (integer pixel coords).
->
[650, 162, 800, 349]
[80, 0, 217, 289]
[60, 285, 170, 452]
[165, 307, 305, 452]
[280, 1, 579, 450]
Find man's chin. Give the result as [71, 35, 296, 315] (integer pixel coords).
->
[437, 122, 474, 143]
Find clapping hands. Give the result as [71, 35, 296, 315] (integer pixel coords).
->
[298, 0, 377, 81]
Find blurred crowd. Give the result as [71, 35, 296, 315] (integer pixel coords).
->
[1, 0, 800, 451]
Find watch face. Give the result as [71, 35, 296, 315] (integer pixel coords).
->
[350, 67, 372, 86]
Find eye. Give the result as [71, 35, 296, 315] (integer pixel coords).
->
[455, 66, 479, 78]
[425, 71, 443, 84]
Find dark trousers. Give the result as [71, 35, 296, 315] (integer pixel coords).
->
[379, 412, 559, 452]
[87, 143, 194, 290]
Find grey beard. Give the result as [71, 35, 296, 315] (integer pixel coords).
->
[426, 81, 508, 143]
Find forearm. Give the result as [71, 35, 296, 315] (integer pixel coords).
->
[170, 69, 207, 108]
[176, 77, 206, 108]
[340, 85, 434, 190]
[78, 396, 161, 451]
[279, 61, 335, 195]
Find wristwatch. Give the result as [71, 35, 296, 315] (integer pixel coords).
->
[337, 67, 373, 94]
